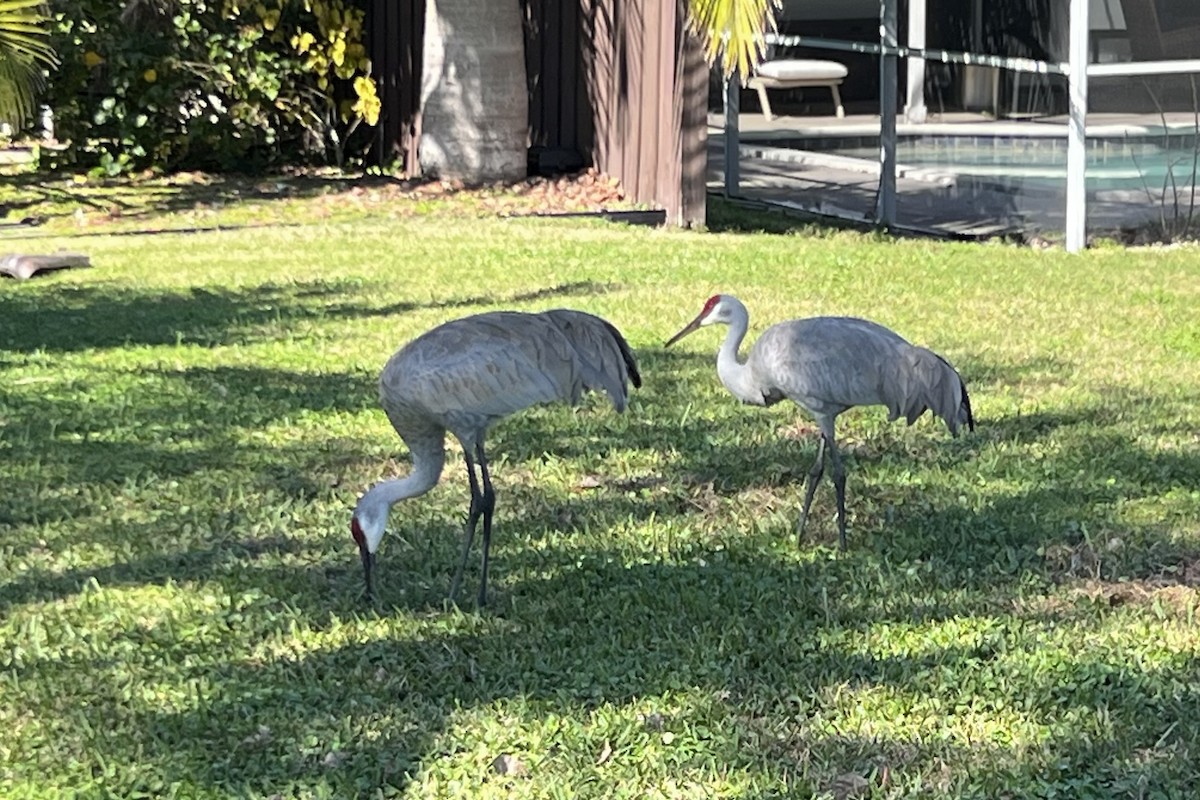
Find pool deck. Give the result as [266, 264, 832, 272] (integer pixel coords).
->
[711, 109, 1200, 141]
[708, 110, 1199, 239]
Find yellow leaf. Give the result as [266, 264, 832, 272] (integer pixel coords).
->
[143, 68, 158, 83]
[84, 51, 105, 68]
[294, 31, 316, 54]
[353, 76, 380, 125]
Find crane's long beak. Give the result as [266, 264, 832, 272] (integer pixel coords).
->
[665, 313, 704, 347]
[359, 543, 376, 600]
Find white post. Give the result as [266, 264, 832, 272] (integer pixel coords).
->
[905, 0, 927, 122]
[1066, 0, 1089, 252]
[878, 0, 898, 227]
[724, 73, 740, 196]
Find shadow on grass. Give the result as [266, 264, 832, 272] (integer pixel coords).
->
[48, 545, 1200, 795]
[4, 302, 1199, 794]
[705, 195, 872, 237]
[0, 171, 364, 227]
[6, 337, 1195, 604]
[0, 277, 619, 353]
[0, 364, 379, 499]
[501, 353, 1199, 585]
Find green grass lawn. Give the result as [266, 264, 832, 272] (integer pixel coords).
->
[2, 187, 1199, 798]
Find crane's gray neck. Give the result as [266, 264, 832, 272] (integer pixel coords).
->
[354, 432, 445, 552]
[715, 302, 765, 406]
[362, 465, 441, 511]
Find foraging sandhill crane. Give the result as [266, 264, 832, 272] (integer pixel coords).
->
[351, 308, 641, 606]
[666, 294, 974, 550]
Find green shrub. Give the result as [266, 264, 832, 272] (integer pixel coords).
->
[44, 0, 380, 173]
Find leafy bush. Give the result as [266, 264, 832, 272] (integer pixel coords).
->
[44, 0, 380, 174]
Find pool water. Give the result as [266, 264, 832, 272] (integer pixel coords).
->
[818, 136, 1200, 192]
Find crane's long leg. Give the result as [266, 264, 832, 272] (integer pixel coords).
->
[475, 443, 497, 607]
[450, 450, 484, 602]
[796, 435, 827, 545]
[827, 436, 848, 551]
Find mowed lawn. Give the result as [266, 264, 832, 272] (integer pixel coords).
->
[2, 191, 1199, 798]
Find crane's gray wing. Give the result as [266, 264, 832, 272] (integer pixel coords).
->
[751, 317, 909, 416]
[380, 312, 581, 424]
[539, 309, 641, 412]
[741, 314, 972, 437]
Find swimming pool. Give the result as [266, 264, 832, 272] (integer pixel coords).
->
[783, 134, 1200, 193]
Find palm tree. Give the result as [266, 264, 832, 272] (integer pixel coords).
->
[0, 0, 57, 130]
[419, 0, 529, 182]
[418, 0, 778, 184]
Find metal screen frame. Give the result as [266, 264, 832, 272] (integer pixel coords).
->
[721, 0, 1200, 251]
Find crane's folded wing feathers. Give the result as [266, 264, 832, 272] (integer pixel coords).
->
[381, 313, 571, 420]
[379, 310, 640, 428]
[540, 309, 641, 412]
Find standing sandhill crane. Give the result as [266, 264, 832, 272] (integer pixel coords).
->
[665, 294, 973, 550]
[351, 308, 641, 606]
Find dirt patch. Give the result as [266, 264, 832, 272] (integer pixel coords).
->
[402, 168, 632, 215]
[1075, 578, 1199, 616]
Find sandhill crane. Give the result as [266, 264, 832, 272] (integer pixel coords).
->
[665, 294, 973, 550]
[351, 308, 641, 606]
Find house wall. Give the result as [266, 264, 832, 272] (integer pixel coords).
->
[778, 0, 877, 19]
[1094, 0, 1200, 112]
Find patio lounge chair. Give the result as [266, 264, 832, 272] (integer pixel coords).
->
[746, 59, 848, 120]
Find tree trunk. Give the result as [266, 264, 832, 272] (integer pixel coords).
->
[420, 0, 529, 182]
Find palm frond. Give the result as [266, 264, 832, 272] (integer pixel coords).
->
[0, 0, 56, 126]
[686, 0, 781, 78]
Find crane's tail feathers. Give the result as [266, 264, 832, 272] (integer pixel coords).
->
[600, 318, 642, 389]
[542, 309, 641, 412]
[959, 377, 976, 434]
[892, 348, 974, 436]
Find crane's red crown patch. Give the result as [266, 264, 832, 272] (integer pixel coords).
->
[702, 295, 721, 315]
